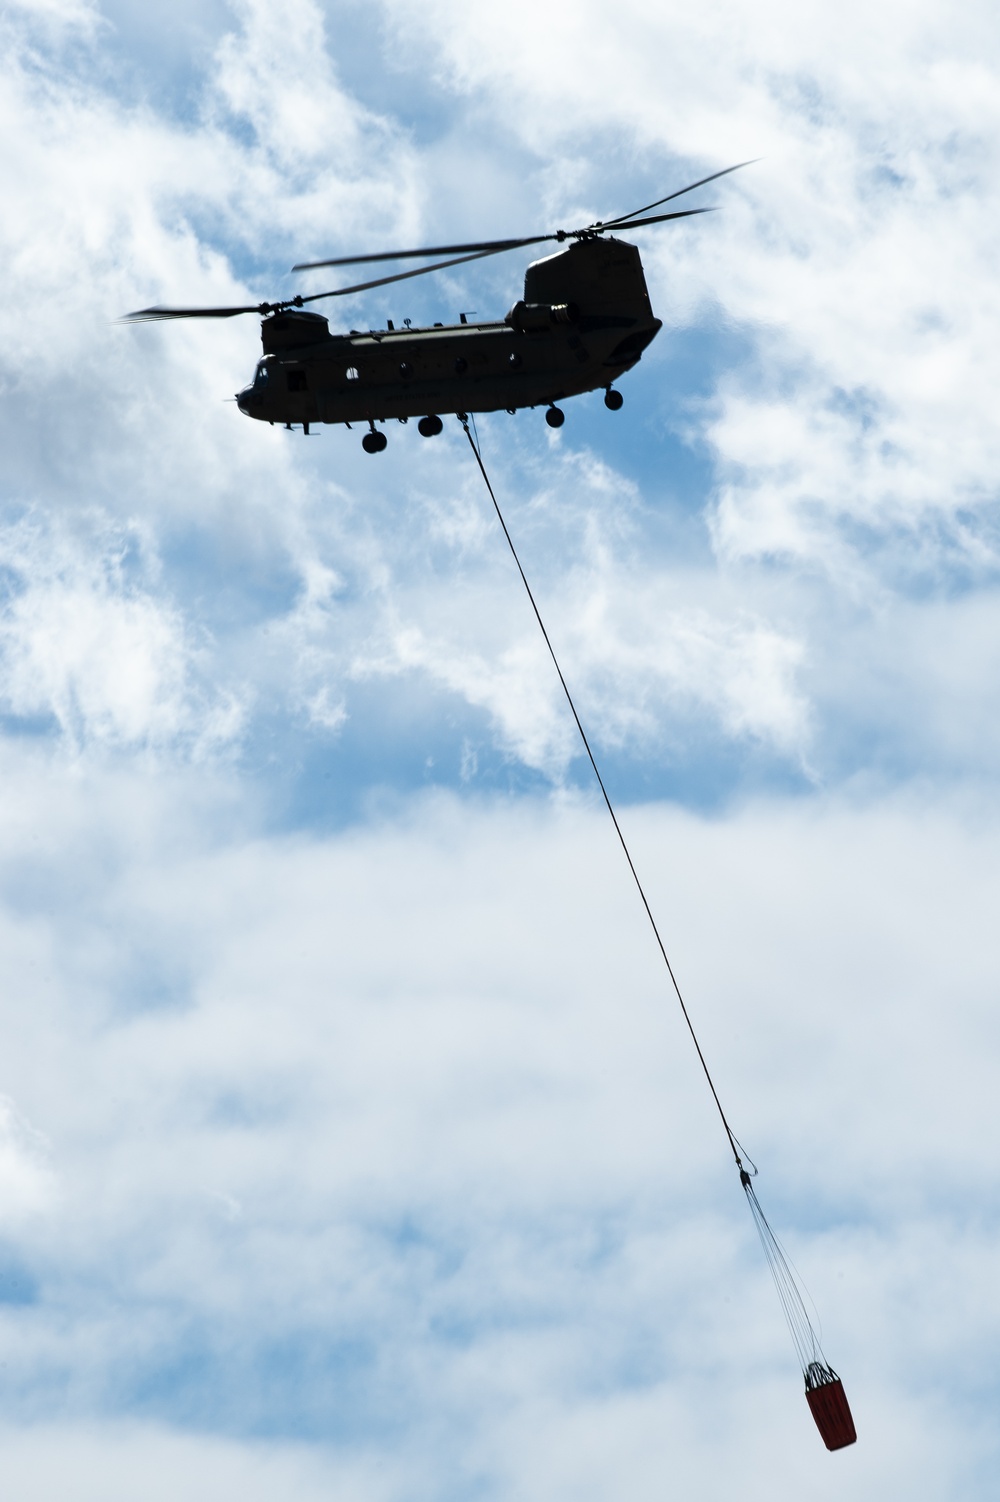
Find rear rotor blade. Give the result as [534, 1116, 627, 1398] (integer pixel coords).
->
[597, 159, 757, 230]
[290, 165, 751, 278]
[293, 236, 550, 272]
[295, 243, 548, 303]
[593, 206, 715, 234]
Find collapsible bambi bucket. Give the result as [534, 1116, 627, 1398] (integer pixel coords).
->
[805, 1363, 857, 1450]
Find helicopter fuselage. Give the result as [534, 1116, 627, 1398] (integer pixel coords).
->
[235, 236, 661, 431]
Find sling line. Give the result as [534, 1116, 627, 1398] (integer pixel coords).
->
[458, 417, 857, 1450]
[459, 414, 743, 1171]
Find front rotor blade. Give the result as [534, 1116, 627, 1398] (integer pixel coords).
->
[597, 159, 756, 230]
[120, 303, 265, 322]
[120, 246, 525, 325]
[295, 242, 550, 303]
[293, 236, 548, 272]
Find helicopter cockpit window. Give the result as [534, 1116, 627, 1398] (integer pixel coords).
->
[346, 366, 360, 381]
[253, 361, 269, 388]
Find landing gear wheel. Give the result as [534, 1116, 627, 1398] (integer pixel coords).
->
[362, 429, 387, 453]
[545, 406, 565, 428]
[604, 388, 624, 410]
[418, 415, 443, 437]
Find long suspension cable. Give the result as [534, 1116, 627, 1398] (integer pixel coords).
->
[459, 416, 746, 1173]
[458, 416, 853, 1409]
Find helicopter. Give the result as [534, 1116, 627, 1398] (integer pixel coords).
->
[124, 163, 749, 453]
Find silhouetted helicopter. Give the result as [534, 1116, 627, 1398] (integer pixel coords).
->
[124, 163, 749, 453]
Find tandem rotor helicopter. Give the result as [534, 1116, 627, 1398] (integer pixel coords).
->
[124, 159, 862, 1453]
[124, 163, 750, 453]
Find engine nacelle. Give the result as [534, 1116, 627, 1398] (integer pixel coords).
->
[504, 301, 580, 333]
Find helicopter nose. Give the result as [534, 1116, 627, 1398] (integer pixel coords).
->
[235, 388, 251, 414]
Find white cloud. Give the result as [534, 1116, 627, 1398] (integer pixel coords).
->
[0, 1095, 53, 1225]
[2, 5, 1000, 1495]
[0, 772, 998, 1494]
[281, 442, 812, 776]
[1, 0, 99, 33]
[0, 513, 241, 752]
[0, 1422, 396, 1502]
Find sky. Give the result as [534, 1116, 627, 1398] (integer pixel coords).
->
[1, 0, 999, 1496]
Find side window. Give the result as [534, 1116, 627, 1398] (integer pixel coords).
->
[345, 366, 360, 381]
[286, 369, 308, 392]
